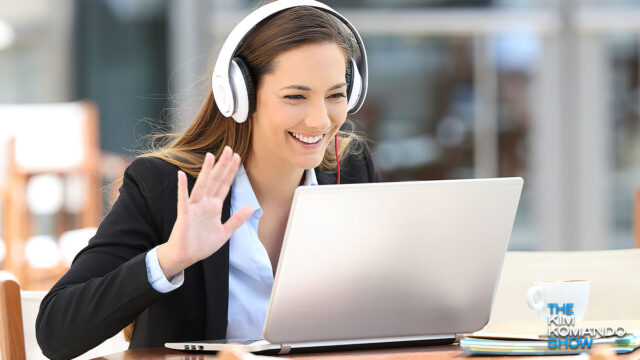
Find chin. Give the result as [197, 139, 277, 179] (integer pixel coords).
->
[290, 153, 325, 170]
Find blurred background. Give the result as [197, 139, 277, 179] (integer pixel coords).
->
[1, 0, 640, 290]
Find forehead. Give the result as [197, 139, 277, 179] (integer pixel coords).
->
[263, 42, 347, 87]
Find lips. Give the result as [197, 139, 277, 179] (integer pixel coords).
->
[288, 131, 325, 144]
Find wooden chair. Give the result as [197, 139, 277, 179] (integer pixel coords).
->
[0, 101, 102, 290]
[0, 279, 26, 360]
[0, 275, 128, 359]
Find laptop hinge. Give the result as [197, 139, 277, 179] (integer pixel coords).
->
[279, 344, 292, 355]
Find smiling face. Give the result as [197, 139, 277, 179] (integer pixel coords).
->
[250, 41, 348, 171]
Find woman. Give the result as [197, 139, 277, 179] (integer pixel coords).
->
[36, 1, 380, 359]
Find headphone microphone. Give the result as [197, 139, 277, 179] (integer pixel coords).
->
[212, 0, 368, 184]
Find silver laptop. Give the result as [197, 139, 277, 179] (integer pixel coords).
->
[166, 177, 524, 354]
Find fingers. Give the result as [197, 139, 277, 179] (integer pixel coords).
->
[206, 146, 233, 198]
[190, 146, 240, 206]
[190, 152, 215, 204]
[213, 152, 241, 200]
[176, 170, 189, 215]
[223, 205, 254, 239]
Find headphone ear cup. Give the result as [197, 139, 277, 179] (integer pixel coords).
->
[346, 57, 362, 113]
[229, 57, 256, 123]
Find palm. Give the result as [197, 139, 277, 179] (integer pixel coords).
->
[177, 198, 230, 261]
[166, 147, 253, 270]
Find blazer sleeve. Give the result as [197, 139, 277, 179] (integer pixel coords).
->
[36, 157, 171, 360]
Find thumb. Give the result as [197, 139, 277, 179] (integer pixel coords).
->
[223, 205, 254, 238]
[177, 170, 189, 215]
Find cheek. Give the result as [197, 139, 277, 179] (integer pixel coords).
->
[269, 103, 309, 131]
[328, 102, 348, 125]
[275, 104, 308, 131]
[258, 101, 304, 134]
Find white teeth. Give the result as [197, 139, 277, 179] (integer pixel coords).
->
[291, 132, 323, 144]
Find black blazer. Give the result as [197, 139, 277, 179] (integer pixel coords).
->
[36, 145, 380, 360]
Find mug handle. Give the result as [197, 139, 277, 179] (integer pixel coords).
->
[526, 284, 545, 312]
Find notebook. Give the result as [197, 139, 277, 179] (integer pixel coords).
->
[461, 332, 640, 355]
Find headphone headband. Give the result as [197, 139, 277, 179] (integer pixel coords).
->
[212, 0, 368, 122]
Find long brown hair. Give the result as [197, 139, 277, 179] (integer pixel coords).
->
[138, 5, 365, 178]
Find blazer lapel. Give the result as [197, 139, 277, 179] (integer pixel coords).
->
[201, 185, 233, 339]
[315, 167, 337, 185]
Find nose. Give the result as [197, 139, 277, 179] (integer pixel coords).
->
[304, 99, 332, 132]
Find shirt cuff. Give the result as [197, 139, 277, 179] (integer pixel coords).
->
[145, 246, 184, 293]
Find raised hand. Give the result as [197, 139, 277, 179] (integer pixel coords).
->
[157, 146, 254, 279]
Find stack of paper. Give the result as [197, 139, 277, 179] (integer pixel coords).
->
[460, 332, 640, 356]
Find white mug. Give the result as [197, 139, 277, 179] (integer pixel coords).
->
[526, 280, 590, 322]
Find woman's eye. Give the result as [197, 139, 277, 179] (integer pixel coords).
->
[283, 93, 345, 100]
[284, 95, 305, 100]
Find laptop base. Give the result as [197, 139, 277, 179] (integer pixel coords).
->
[166, 335, 456, 355]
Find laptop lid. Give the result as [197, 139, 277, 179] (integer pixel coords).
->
[263, 177, 523, 344]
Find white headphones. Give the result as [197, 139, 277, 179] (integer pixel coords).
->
[211, 0, 368, 123]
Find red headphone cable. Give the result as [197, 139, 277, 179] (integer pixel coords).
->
[335, 133, 340, 184]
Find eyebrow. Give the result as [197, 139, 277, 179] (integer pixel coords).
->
[280, 83, 347, 91]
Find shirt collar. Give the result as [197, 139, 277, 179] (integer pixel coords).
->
[231, 165, 318, 218]
[231, 164, 262, 220]
[305, 167, 319, 186]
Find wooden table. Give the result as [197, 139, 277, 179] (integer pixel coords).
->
[93, 344, 640, 360]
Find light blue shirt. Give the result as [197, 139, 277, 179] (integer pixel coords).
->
[145, 165, 318, 340]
